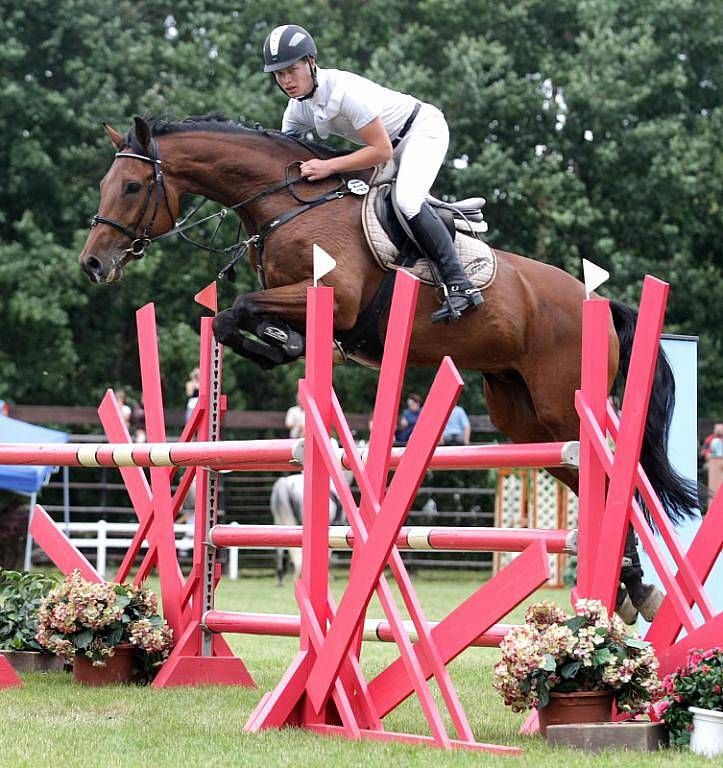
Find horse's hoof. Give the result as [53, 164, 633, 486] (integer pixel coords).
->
[617, 596, 639, 625]
[637, 584, 665, 622]
[615, 586, 639, 625]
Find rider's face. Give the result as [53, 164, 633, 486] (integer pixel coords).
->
[274, 59, 314, 98]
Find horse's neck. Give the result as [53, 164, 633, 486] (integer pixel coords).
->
[161, 132, 291, 226]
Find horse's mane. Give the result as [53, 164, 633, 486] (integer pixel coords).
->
[124, 112, 343, 158]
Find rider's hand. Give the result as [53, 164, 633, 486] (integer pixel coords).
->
[299, 158, 335, 181]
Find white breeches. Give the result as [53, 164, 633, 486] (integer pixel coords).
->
[393, 104, 450, 219]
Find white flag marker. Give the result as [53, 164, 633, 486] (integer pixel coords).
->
[582, 258, 610, 299]
[313, 243, 336, 286]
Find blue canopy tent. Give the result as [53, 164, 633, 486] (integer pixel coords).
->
[0, 414, 69, 569]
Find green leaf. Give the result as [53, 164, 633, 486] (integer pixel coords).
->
[593, 648, 615, 665]
[624, 637, 648, 650]
[542, 654, 557, 672]
[566, 616, 586, 633]
[561, 661, 581, 679]
[74, 629, 94, 649]
[537, 681, 550, 709]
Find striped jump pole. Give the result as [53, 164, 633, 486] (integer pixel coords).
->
[210, 524, 576, 554]
[0, 439, 300, 470]
[203, 611, 513, 648]
[0, 438, 579, 472]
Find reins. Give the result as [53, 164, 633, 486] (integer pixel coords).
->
[89, 132, 371, 286]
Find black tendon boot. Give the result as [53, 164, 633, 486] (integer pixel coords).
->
[408, 203, 484, 323]
[620, 525, 664, 621]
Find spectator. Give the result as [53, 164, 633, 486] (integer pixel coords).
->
[131, 402, 146, 443]
[395, 393, 423, 444]
[115, 389, 132, 429]
[185, 367, 200, 422]
[701, 423, 723, 462]
[442, 404, 471, 446]
[285, 394, 305, 438]
[711, 425, 723, 458]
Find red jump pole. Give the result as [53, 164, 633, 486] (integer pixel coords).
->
[210, 524, 574, 554]
[0, 439, 298, 470]
[385, 441, 579, 470]
[203, 610, 514, 648]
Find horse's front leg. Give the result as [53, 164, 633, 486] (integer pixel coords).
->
[213, 281, 311, 369]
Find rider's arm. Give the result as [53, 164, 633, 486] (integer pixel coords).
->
[300, 117, 392, 180]
[327, 117, 393, 172]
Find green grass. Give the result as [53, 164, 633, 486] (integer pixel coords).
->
[0, 571, 708, 767]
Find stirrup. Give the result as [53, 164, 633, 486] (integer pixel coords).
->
[431, 285, 483, 324]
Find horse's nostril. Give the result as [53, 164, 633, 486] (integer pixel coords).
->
[85, 256, 102, 274]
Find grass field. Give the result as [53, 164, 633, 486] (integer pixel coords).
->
[0, 570, 708, 767]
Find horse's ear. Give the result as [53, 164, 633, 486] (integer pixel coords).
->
[133, 116, 152, 153]
[103, 122, 125, 150]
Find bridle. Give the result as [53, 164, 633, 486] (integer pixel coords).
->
[90, 138, 174, 259]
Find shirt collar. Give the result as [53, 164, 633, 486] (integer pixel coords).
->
[311, 68, 331, 105]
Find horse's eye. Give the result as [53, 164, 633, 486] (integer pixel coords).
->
[125, 182, 142, 194]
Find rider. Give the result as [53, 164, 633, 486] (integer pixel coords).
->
[262, 24, 483, 323]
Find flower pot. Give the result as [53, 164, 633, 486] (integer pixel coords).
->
[2, 650, 67, 674]
[538, 691, 614, 737]
[72, 644, 135, 686]
[689, 706, 723, 758]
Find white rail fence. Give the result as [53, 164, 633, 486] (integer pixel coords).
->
[34, 521, 247, 581]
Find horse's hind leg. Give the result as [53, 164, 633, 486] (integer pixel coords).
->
[483, 372, 579, 491]
[621, 526, 663, 620]
[275, 548, 285, 586]
[521, 363, 661, 621]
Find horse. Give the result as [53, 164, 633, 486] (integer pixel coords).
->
[79, 115, 700, 620]
[270, 473, 343, 585]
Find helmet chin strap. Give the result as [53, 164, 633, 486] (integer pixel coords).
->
[296, 59, 318, 101]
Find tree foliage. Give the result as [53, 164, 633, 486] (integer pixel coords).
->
[1, 0, 720, 415]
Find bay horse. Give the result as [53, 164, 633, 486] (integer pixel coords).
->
[79, 115, 699, 619]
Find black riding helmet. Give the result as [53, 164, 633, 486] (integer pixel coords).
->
[263, 24, 318, 100]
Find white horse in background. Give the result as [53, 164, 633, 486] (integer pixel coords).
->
[270, 473, 343, 584]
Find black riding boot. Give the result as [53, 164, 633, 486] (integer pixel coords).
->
[408, 203, 484, 323]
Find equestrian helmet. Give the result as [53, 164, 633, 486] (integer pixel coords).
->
[263, 25, 317, 72]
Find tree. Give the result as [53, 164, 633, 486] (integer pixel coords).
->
[1, 0, 720, 416]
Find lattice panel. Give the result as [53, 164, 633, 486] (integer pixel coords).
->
[531, 470, 562, 586]
[493, 470, 527, 575]
[494, 469, 572, 587]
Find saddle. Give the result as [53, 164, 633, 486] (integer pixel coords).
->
[360, 160, 497, 290]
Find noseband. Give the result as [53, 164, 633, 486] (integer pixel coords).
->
[90, 139, 173, 259]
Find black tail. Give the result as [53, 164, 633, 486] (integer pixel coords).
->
[610, 300, 703, 525]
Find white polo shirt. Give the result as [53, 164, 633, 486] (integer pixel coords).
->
[281, 68, 418, 145]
